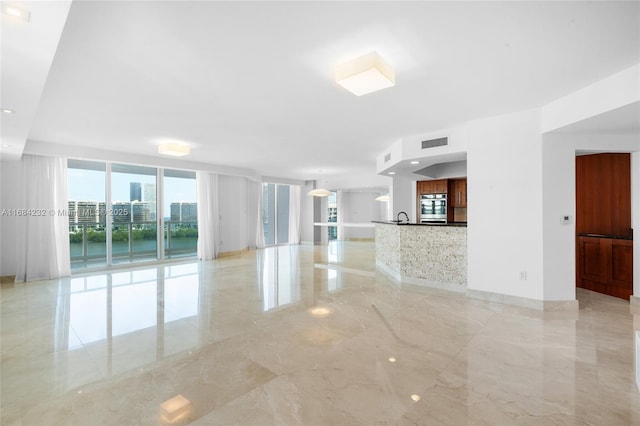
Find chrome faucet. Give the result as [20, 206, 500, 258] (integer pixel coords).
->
[397, 211, 410, 223]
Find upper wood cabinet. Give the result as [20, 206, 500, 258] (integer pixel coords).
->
[417, 179, 448, 195]
[449, 179, 467, 208]
[576, 153, 631, 237]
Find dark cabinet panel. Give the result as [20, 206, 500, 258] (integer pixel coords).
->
[576, 153, 631, 237]
[580, 237, 603, 282]
[576, 236, 633, 300]
[611, 240, 633, 284]
[449, 179, 467, 208]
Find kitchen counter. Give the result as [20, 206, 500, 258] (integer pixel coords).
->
[576, 232, 633, 240]
[374, 222, 467, 291]
[373, 221, 467, 227]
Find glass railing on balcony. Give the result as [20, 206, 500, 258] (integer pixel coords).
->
[70, 221, 198, 268]
[164, 221, 198, 258]
[111, 221, 158, 264]
[69, 223, 107, 268]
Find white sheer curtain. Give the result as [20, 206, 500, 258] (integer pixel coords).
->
[246, 178, 264, 249]
[255, 180, 265, 249]
[288, 185, 301, 244]
[196, 172, 220, 260]
[15, 155, 71, 282]
[336, 190, 344, 241]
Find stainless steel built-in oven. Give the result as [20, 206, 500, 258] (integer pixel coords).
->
[420, 193, 447, 223]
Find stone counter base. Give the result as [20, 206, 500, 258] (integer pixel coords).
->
[375, 223, 467, 291]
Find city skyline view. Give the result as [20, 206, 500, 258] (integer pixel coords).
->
[68, 168, 196, 216]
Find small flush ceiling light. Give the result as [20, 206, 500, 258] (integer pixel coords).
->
[1, 108, 15, 114]
[375, 195, 390, 202]
[410, 161, 420, 165]
[158, 141, 190, 157]
[388, 172, 396, 175]
[2, 4, 30, 22]
[335, 51, 395, 96]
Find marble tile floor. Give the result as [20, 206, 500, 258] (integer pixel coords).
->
[2, 241, 640, 425]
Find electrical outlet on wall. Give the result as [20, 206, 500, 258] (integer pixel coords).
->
[519, 271, 527, 281]
[561, 215, 572, 224]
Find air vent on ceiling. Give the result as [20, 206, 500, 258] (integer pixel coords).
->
[384, 153, 391, 162]
[421, 137, 448, 149]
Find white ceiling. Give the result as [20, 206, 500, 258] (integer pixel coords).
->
[6, 1, 640, 180]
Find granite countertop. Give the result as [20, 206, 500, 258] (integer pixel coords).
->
[372, 221, 468, 227]
[576, 232, 633, 241]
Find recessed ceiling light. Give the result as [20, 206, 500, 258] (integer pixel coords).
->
[375, 195, 390, 202]
[2, 4, 30, 22]
[410, 161, 420, 165]
[388, 172, 396, 175]
[158, 141, 190, 157]
[1, 144, 11, 148]
[335, 52, 395, 96]
[1, 108, 15, 114]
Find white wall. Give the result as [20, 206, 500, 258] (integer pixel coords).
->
[541, 64, 640, 133]
[217, 175, 248, 253]
[0, 160, 22, 276]
[391, 176, 415, 222]
[541, 135, 577, 301]
[300, 181, 315, 243]
[633, 153, 640, 297]
[340, 191, 385, 239]
[466, 109, 545, 300]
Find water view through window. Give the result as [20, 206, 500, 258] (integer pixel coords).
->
[68, 160, 197, 269]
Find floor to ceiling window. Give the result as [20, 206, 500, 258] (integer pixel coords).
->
[163, 169, 197, 258]
[111, 164, 158, 264]
[68, 160, 198, 269]
[68, 160, 107, 268]
[328, 191, 337, 240]
[262, 183, 290, 246]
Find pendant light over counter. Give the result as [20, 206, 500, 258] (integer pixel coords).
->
[308, 188, 332, 197]
[308, 170, 331, 197]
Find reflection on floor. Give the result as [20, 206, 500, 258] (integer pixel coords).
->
[2, 241, 640, 425]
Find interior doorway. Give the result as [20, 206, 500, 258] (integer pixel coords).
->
[575, 153, 634, 299]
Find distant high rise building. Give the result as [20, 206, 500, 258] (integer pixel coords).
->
[143, 184, 156, 203]
[143, 184, 157, 219]
[130, 182, 141, 202]
[170, 202, 197, 222]
[112, 202, 132, 223]
[131, 201, 152, 222]
[68, 201, 106, 227]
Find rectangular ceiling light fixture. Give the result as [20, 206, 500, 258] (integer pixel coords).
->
[1, 3, 30, 22]
[158, 141, 190, 157]
[335, 52, 395, 96]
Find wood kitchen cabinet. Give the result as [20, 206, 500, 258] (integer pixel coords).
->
[576, 235, 633, 300]
[417, 179, 447, 195]
[449, 179, 467, 208]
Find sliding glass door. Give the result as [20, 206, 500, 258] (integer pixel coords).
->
[111, 164, 158, 264]
[68, 160, 107, 268]
[262, 183, 290, 246]
[68, 160, 198, 269]
[163, 169, 197, 258]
